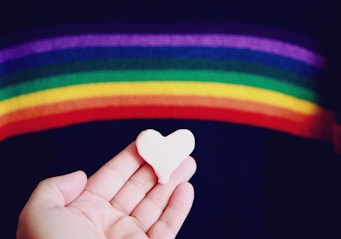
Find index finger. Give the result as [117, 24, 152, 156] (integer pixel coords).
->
[85, 142, 145, 201]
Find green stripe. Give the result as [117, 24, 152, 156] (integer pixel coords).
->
[0, 59, 317, 89]
[0, 69, 319, 104]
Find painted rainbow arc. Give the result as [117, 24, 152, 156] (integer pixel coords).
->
[0, 32, 338, 150]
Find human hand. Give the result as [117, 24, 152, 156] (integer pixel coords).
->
[16, 142, 197, 239]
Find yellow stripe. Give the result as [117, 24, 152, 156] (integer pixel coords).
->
[0, 81, 322, 116]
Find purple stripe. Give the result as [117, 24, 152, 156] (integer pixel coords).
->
[0, 34, 326, 67]
[0, 23, 322, 49]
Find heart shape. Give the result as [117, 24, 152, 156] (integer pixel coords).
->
[136, 129, 195, 184]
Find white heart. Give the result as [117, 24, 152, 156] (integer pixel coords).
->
[136, 129, 195, 184]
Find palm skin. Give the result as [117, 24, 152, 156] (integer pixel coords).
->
[17, 142, 196, 239]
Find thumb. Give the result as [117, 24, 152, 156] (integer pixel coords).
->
[27, 170, 88, 207]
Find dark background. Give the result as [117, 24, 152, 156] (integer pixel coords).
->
[1, 1, 341, 238]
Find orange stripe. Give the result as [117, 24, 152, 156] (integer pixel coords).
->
[0, 105, 334, 143]
[0, 95, 334, 127]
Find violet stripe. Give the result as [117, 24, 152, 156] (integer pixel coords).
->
[0, 34, 325, 67]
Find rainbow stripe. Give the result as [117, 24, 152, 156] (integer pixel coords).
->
[0, 29, 339, 150]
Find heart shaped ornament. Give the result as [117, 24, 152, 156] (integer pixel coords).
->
[136, 129, 195, 184]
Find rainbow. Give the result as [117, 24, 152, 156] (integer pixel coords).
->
[0, 30, 339, 151]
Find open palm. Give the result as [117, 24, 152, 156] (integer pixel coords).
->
[17, 142, 197, 239]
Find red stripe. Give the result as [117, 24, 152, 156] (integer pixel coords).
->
[0, 105, 332, 142]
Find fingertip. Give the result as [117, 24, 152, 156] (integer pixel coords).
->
[60, 170, 88, 204]
[35, 170, 88, 206]
[175, 182, 195, 206]
[169, 156, 197, 184]
[187, 156, 197, 174]
[182, 181, 195, 194]
[72, 170, 88, 184]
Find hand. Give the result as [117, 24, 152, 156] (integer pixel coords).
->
[17, 142, 197, 239]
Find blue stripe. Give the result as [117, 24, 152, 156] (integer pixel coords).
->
[0, 47, 321, 78]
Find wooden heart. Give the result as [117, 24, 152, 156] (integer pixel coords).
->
[136, 129, 195, 184]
